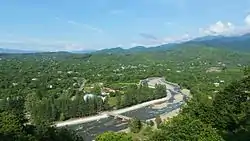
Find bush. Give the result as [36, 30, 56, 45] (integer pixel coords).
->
[129, 118, 142, 133]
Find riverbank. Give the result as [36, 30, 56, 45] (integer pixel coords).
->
[56, 96, 169, 127]
[56, 79, 190, 128]
[55, 114, 109, 127]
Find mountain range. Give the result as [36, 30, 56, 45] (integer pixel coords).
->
[96, 33, 250, 54]
[0, 48, 37, 54]
[1, 33, 250, 54]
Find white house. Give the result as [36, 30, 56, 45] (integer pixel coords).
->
[83, 94, 95, 101]
[214, 83, 220, 87]
[83, 94, 106, 102]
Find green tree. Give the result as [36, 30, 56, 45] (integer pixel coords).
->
[95, 131, 132, 141]
[212, 75, 250, 140]
[129, 118, 142, 133]
[34, 126, 84, 141]
[0, 111, 84, 141]
[116, 93, 122, 109]
[91, 84, 101, 95]
[2, 97, 27, 125]
[146, 120, 154, 127]
[0, 112, 23, 136]
[149, 115, 224, 141]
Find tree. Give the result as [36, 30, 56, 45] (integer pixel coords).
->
[0, 111, 84, 141]
[155, 115, 162, 128]
[34, 126, 84, 141]
[2, 97, 27, 125]
[116, 93, 122, 109]
[129, 118, 142, 133]
[0, 112, 23, 136]
[146, 120, 154, 127]
[181, 94, 214, 125]
[91, 84, 101, 95]
[211, 75, 250, 140]
[95, 131, 132, 141]
[149, 115, 224, 141]
[148, 130, 168, 141]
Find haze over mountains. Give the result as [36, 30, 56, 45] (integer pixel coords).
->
[1, 33, 250, 54]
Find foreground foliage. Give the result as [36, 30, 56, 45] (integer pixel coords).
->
[0, 111, 84, 141]
[96, 132, 133, 141]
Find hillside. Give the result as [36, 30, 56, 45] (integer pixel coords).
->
[95, 33, 250, 54]
[1, 44, 249, 98]
[186, 33, 250, 51]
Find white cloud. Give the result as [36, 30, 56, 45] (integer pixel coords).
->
[135, 14, 250, 47]
[130, 43, 144, 48]
[245, 14, 250, 25]
[200, 21, 235, 35]
[199, 15, 250, 36]
[116, 44, 124, 47]
[163, 37, 174, 43]
[64, 43, 85, 51]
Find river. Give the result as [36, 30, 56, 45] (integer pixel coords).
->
[61, 78, 190, 141]
[66, 92, 187, 140]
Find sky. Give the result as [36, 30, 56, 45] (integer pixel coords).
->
[0, 0, 250, 51]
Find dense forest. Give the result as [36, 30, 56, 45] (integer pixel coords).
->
[0, 44, 250, 141]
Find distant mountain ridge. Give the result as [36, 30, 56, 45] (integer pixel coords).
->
[0, 48, 36, 54]
[1, 33, 250, 54]
[0, 48, 96, 54]
[96, 33, 250, 54]
[185, 33, 250, 51]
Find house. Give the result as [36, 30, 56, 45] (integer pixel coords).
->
[12, 83, 18, 86]
[83, 94, 95, 101]
[214, 83, 220, 87]
[48, 85, 53, 89]
[220, 80, 225, 83]
[67, 71, 73, 74]
[32, 78, 38, 81]
[83, 94, 106, 102]
[101, 87, 117, 96]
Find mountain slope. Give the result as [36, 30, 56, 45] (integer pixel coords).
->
[95, 33, 250, 54]
[186, 33, 250, 51]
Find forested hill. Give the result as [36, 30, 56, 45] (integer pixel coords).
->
[186, 33, 250, 52]
[1, 45, 249, 98]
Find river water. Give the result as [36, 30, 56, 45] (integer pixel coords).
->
[67, 91, 186, 141]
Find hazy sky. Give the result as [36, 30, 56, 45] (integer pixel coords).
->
[0, 0, 250, 51]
